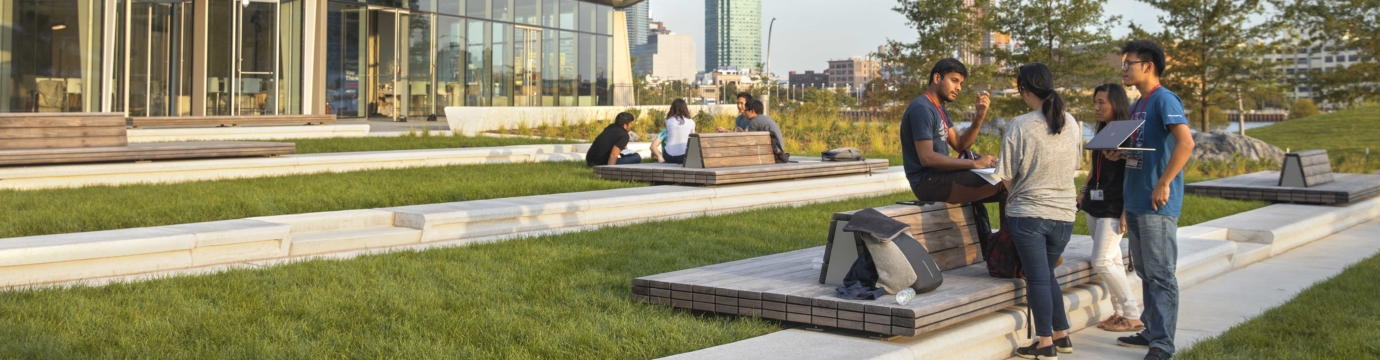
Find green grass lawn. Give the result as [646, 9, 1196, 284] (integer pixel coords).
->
[0, 191, 1267, 358]
[284, 134, 581, 154]
[0, 161, 638, 239]
[1178, 252, 1380, 359]
[1248, 104, 1380, 174]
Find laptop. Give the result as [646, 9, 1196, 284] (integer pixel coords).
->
[1084, 120, 1156, 151]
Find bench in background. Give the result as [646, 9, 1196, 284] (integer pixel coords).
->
[1187, 149, 1380, 204]
[0, 113, 294, 166]
[594, 132, 888, 186]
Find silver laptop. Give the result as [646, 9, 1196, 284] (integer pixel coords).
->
[1085, 120, 1155, 151]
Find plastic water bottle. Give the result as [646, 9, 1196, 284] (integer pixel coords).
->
[811, 257, 824, 270]
[896, 288, 916, 305]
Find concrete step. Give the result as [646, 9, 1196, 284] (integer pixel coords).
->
[1231, 242, 1272, 270]
[288, 226, 422, 256]
[1199, 196, 1380, 256]
[252, 209, 396, 234]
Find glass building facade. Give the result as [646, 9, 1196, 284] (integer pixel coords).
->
[0, 0, 617, 120]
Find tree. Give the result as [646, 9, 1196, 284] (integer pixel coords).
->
[1133, 0, 1284, 132]
[989, 0, 1123, 113]
[1288, 98, 1321, 119]
[878, 0, 996, 112]
[1276, 0, 1380, 107]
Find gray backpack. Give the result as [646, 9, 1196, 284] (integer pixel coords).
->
[822, 147, 863, 161]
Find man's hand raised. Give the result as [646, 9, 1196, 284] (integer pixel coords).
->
[974, 91, 991, 121]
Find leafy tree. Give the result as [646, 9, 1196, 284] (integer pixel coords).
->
[989, 0, 1124, 114]
[1276, 0, 1380, 107]
[1288, 98, 1321, 119]
[877, 0, 997, 112]
[1133, 0, 1284, 132]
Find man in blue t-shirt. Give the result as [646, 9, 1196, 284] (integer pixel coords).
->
[900, 58, 998, 206]
[1110, 40, 1196, 360]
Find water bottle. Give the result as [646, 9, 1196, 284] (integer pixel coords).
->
[896, 288, 916, 305]
[811, 257, 824, 270]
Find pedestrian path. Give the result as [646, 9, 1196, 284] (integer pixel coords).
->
[1024, 218, 1380, 359]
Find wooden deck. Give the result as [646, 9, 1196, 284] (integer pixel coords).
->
[594, 158, 889, 185]
[632, 236, 1127, 337]
[1186, 171, 1380, 205]
[0, 141, 295, 166]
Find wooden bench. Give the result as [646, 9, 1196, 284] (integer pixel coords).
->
[684, 132, 776, 168]
[0, 113, 294, 166]
[632, 202, 1129, 337]
[1279, 149, 1334, 187]
[1187, 149, 1380, 204]
[127, 114, 337, 128]
[820, 203, 984, 284]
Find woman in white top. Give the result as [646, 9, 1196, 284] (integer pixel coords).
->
[660, 99, 697, 164]
[993, 62, 1083, 360]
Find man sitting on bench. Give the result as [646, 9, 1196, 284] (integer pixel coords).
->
[900, 58, 1004, 206]
[585, 112, 641, 167]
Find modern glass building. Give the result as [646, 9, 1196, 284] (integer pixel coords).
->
[704, 0, 759, 72]
[0, 0, 639, 121]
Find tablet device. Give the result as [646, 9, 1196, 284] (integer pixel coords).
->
[1085, 120, 1155, 151]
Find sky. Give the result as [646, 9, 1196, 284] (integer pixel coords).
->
[647, 0, 1167, 74]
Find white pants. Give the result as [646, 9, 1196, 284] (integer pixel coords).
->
[1087, 213, 1142, 320]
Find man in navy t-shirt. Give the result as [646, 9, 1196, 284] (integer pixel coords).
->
[900, 58, 1000, 205]
[1110, 40, 1196, 360]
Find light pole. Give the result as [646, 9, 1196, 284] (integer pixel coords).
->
[763, 17, 777, 114]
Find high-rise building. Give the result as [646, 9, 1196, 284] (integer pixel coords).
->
[634, 22, 697, 81]
[705, 0, 761, 72]
[826, 56, 881, 93]
[625, 2, 651, 54]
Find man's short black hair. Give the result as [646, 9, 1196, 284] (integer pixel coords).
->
[736, 92, 754, 101]
[1122, 40, 1166, 77]
[928, 58, 969, 85]
[746, 100, 765, 115]
[614, 112, 635, 126]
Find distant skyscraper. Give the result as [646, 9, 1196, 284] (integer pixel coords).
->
[705, 0, 761, 72]
[625, 2, 651, 54]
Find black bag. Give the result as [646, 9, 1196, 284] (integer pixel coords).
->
[890, 233, 944, 293]
[822, 147, 863, 161]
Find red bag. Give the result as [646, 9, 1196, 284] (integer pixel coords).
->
[983, 223, 1024, 279]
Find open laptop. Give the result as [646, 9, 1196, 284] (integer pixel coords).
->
[1085, 120, 1156, 151]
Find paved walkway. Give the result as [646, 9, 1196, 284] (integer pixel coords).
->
[1032, 218, 1380, 359]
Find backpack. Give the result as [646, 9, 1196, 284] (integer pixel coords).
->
[822, 147, 863, 161]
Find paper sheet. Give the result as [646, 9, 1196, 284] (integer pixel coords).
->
[970, 168, 1000, 185]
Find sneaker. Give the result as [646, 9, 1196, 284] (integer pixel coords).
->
[1015, 341, 1059, 359]
[1144, 347, 1171, 360]
[1053, 336, 1073, 353]
[1117, 333, 1151, 349]
[1104, 318, 1147, 332]
[1096, 315, 1122, 329]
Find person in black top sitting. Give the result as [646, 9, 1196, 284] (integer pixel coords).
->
[585, 112, 641, 167]
[1079, 83, 1144, 333]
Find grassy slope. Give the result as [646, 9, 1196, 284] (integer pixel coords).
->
[0, 191, 1266, 359]
[0, 161, 637, 239]
[1247, 104, 1380, 173]
[285, 135, 580, 154]
[1179, 253, 1380, 359]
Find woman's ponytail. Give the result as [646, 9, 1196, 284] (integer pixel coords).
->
[1017, 62, 1066, 135]
[1043, 91, 1066, 134]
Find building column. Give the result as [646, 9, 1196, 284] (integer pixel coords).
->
[191, 0, 208, 116]
[305, 0, 326, 115]
[611, 10, 634, 106]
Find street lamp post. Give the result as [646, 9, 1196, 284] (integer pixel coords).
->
[764, 17, 777, 115]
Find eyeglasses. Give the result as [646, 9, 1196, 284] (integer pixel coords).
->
[1121, 60, 1149, 71]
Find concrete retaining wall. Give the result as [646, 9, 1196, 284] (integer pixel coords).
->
[445, 105, 740, 136]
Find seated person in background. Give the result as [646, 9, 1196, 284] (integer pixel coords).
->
[585, 112, 641, 167]
[716, 92, 755, 132]
[900, 58, 1001, 205]
[662, 99, 697, 164]
[742, 99, 787, 161]
[650, 129, 669, 163]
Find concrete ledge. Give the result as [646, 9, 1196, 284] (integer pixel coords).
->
[128, 125, 372, 142]
[1199, 196, 1380, 255]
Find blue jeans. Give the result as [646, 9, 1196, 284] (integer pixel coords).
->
[1126, 212, 1180, 355]
[615, 153, 643, 164]
[1010, 217, 1073, 337]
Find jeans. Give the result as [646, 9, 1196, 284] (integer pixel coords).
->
[1010, 216, 1073, 337]
[1087, 214, 1142, 320]
[615, 153, 643, 165]
[1126, 212, 1180, 354]
[664, 154, 686, 164]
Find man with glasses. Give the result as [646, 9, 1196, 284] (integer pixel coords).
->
[1110, 40, 1196, 360]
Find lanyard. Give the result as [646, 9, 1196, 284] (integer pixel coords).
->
[925, 93, 953, 129]
[1129, 85, 1160, 141]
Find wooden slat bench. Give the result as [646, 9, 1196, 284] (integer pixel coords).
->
[632, 202, 1130, 337]
[594, 131, 889, 185]
[1186, 150, 1380, 205]
[0, 113, 294, 166]
[820, 203, 984, 284]
[127, 114, 337, 128]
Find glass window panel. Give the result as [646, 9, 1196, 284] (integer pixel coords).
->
[559, 30, 575, 105]
[559, 0, 576, 31]
[205, 0, 232, 115]
[466, 20, 488, 106]
[541, 0, 558, 28]
[240, 1, 278, 115]
[467, 0, 489, 19]
[597, 35, 609, 106]
[435, 15, 465, 110]
[577, 1, 593, 33]
[491, 23, 511, 106]
[513, 28, 540, 106]
[327, 1, 367, 117]
[2, 0, 105, 113]
[407, 13, 433, 117]
[542, 29, 558, 106]
[368, 0, 405, 7]
[578, 33, 592, 105]
[515, 0, 540, 25]
[438, 0, 463, 15]
[411, 0, 434, 12]
[597, 5, 611, 35]
[111, 0, 127, 113]
[492, 0, 512, 22]
[279, 0, 303, 115]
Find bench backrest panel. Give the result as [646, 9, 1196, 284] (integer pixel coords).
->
[684, 132, 776, 168]
[0, 113, 128, 149]
[1280, 149, 1334, 187]
[821, 203, 985, 285]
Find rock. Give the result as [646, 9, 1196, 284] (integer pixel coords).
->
[628, 131, 642, 142]
[979, 116, 1009, 137]
[1192, 131, 1285, 162]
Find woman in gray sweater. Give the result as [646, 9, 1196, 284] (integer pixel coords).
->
[994, 63, 1083, 360]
